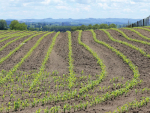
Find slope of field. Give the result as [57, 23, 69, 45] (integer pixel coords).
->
[0, 27, 150, 113]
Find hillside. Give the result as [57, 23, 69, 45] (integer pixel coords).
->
[0, 26, 150, 113]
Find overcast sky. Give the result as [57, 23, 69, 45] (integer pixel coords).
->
[0, 0, 150, 19]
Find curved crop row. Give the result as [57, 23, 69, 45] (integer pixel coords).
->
[111, 28, 150, 46]
[30, 32, 59, 90]
[122, 27, 150, 40]
[0, 31, 29, 43]
[101, 29, 150, 58]
[0, 30, 21, 39]
[33, 30, 107, 113]
[133, 27, 150, 32]
[66, 31, 76, 90]
[0, 30, 15, 38]
[34, 29, 141, 113]
[64, 29, 141, 112]
[0, 31, 37, 52]
[111, 97, 150, 113]
[0, 32, 49, 86]
[0, 32, 44, 65]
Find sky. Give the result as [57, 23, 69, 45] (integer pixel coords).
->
[0, 0, 150, 19]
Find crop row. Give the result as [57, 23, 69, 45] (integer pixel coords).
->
[0, 31, 37, 52]
[0, 30, 16, 39]
[33, 29, 142, 112]
[123, 27, 150, 40]
[101, 29, 150, 58]
[0, 31, 48, 86]
[111, 28, 150, 46]
[111, 97, 150, 113]
[66, 31, 76, 90]
[30, 32, 60, 90]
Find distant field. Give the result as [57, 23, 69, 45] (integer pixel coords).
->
[0, 26, 150, 113]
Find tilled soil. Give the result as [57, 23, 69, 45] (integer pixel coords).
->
[72, 31, 101, 78]
[45, 32, 69, 76]
[119, 28, 150, 42]
[108, 29, 150, 54]
[0, 33, 46, 71]
[18, 32, 56, 72]
[79, 30, 134, 112]
[133, 28, 150, 39]
[1, 28, 150, 113]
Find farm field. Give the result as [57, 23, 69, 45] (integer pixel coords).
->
[0, 26, 150, 113]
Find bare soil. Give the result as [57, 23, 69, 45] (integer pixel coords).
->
[0, 27, 150, 113]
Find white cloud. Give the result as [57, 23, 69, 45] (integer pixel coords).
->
[0, 0, 150, 19]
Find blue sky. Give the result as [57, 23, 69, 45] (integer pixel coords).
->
[0, 0, 150, 19]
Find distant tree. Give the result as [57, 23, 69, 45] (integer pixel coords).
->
[87, 24, 93, 29]
[109, 24, 117, 28]
[14, 23, 27, 30]
[80, 25, 87, 31]
[9, 20, 19, 30]
[71, 26, 77, 31]
[10, 20, 27, 30]
[99, 24, 109, 29]
[93, 24, 99, 30]
[0, 19, 7, 30]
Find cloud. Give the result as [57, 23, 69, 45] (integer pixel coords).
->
[0, 0, 150, 19]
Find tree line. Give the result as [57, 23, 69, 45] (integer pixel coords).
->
[0, 19, 27, 30]
[0, 19, 117, 32]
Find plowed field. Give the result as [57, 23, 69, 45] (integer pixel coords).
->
[0, 26, 150, 113]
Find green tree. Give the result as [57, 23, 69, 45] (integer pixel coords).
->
[87, 24, 93, 29]
[109, 24, 117, 28]
[93, 24, 99, 30]
[99, 24, 109, 29]
[9, 20, 27, 30]
[71, 26, 77, 31]
[14, 23, 27, 30]
[80, 25, 87, 31]
[9, 20, 19, 30]
[0, 19, 7, 30]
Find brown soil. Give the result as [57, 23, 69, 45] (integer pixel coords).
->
[108, 29, 150, 54]
[18, 32, 56, 72]
[1, 28, 150, 113]
[0, 33, 46, 71]
[119, 28, 150, 42]
[133, 28, 150, 39]
[72, 31, 101, 78]
[45, 32, 69, 76]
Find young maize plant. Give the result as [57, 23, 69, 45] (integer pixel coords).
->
[0, 32, 50, 86]
[101, 29, 150, 58]
[66, 31, 76, 90]
[61, 29, 141, 110]
[0, 31, 29, 43]
[0, 30, 20, 39]
[30, 32, 59, 90]
[123, 27, 150, 40]
[111, 97, 150, 113]
[111, 28, 150, 46]
[0, 31, 36, 52]
[77, 30, 107, 95]
[133, 27, 150, 32]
